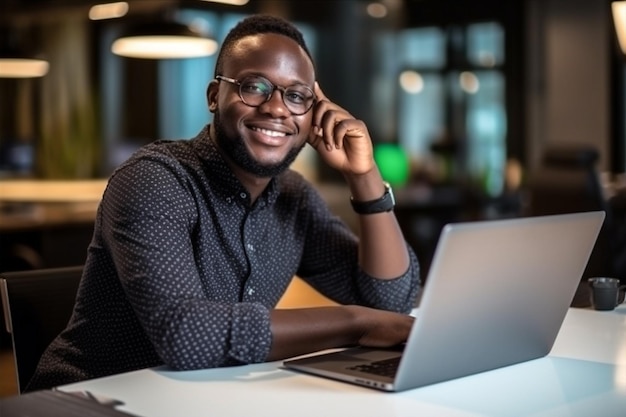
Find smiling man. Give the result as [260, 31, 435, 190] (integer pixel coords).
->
[26, 14, 421, 391]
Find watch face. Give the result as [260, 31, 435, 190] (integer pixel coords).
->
[386, 184, 396, 206]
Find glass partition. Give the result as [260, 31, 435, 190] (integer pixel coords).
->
[379, 21, 507, 196]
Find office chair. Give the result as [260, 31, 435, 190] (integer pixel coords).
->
[525, 145, 608, 216]
[0, 265, 83, 393]
[524, 145, 616, 305]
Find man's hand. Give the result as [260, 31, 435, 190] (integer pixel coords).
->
[307, 82, 376, 176]
[348, 305, 415, 348]
[267, 305, 415, 361]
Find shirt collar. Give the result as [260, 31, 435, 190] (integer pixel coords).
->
[192, 125, 281, 208]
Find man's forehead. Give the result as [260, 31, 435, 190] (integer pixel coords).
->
[230, 33, 306, 57]
[225, 33, 315, 81]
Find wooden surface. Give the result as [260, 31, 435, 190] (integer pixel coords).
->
[0, 179, 108, 203]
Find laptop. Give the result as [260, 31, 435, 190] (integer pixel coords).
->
[283, 211, 605, 392]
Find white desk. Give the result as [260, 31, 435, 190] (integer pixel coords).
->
[59, 306, 626, 417]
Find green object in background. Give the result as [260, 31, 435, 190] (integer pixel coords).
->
[373, 143, 409, 186]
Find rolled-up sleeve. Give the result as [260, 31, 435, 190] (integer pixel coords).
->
[295, 185, 421, 314]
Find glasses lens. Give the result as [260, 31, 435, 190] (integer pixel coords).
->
[239, 77, 273, 106]
[238, 76, 314, 115]
[283, 85, 315, 115]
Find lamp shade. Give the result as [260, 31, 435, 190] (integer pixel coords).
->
[111, 20, 218, 59]
[614, 1, 626, 55]
[0, 28, 49, 78]
[0, 48, 49, 78]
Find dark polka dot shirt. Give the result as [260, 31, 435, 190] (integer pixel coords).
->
[26, 125, 421, 391]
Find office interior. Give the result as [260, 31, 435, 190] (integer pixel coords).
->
[0, 0, 625, 399]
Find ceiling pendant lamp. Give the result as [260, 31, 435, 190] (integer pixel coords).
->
[0, 54, 49, 78]
[111, 17, 218, 59]
[0, 28, 49, 78]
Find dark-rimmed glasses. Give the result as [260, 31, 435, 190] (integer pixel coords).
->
[216, 75, 316, 116]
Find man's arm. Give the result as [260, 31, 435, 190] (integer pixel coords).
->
[267, 305, 414, 361]
[307, 83, 412, 280]
[345, 169, 411, 279]
[261, 82, 422, 362]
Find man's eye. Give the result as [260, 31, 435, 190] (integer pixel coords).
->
[285, 91, 306, 104]
[242, 81, 270, 95]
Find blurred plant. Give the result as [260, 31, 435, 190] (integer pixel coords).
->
[35, 18, 101, 178]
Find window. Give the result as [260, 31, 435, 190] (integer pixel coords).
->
[377, 21, 507, 196]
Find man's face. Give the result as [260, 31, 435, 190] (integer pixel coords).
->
[208, 33, 315, 178]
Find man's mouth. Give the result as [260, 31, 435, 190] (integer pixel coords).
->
[251, 126, 288, 137]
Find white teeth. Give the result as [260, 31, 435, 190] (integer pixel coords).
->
[252, 127, 287, 137]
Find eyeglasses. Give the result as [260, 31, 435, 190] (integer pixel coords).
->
[216, 75, 316, 116]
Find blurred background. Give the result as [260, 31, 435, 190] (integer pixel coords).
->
[0, 0, 625, 281]
[1, 0, 626, 397]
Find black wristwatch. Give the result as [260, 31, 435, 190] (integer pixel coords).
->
[350, 182, 395, 214]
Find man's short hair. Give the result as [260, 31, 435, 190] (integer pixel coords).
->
[214, 14, 313, 77]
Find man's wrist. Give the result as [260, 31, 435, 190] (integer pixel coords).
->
[350, 182, 395, 214]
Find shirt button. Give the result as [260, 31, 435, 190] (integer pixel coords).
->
[247, 288, 255, 296]
[240, 192, 247, 199]
[246, 243, 254, 252]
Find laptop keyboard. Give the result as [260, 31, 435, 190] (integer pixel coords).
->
[347, 356, 401, 378]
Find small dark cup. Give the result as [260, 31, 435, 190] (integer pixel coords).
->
[588, 277, 626, 311]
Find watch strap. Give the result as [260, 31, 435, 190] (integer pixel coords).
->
[350, 182, 395, 214]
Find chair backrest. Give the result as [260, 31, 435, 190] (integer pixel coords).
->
[524, 144, 613, 280]
[525, 145, 607, 216]
[0, 266, 83, 393]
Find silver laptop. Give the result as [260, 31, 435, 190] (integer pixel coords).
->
[283, 211, 605, 392]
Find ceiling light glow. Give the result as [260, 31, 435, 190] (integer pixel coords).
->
[89, 2, 129, 20]
[0, 58, 49, 78]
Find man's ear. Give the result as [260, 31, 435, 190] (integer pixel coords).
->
[207, 80, 219, 113]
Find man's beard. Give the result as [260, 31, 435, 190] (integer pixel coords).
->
[213, 111, 305, 178]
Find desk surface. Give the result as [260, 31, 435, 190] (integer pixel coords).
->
[59, 306, 626, 417]
[0, 179, 106, 231]
[0, 179, 107, 203]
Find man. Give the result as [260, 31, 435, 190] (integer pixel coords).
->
[27, 14, 420, 391]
